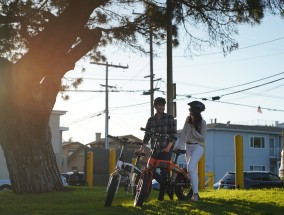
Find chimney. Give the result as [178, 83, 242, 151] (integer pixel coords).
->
[214, 118, 217, 124]
[275, 121, 279, 127]
[95, 133, 101, 141]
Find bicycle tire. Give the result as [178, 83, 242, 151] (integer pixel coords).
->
[104, 175, 119, 207]
[175, 172, 193, 200]
[132, 172, 141, 198]
[134, 171, 152, 207]
[133, 172, 151, 201]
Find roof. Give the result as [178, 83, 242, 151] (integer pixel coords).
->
[206, 123, 283, 135]
[51, 110, 67, 115]
[62, 142, 84, 147]
[62, 142, 88, 162]
[88, 134, 142, 146]
[226, 171, 273, 174]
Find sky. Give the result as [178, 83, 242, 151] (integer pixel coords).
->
[54, 14, 284, 144]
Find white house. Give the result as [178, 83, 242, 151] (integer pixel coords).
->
[0, 110, 67, 180]
[176, 122, 283, 182]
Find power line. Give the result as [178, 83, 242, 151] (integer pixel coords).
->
[65, 89, 145, 93]
[63, 110, 105, 125]
[159, 88, 284, 113]
[62, 102, 149, 125]
[191, 71, 284, 95]
[221, 83, 284, 100]
[64, 77, 149, 81]
[203, 99, 284, 113]
[200, 76, 284, 101]
[174, 36, 284, 57]
[110, 102, 149, 110]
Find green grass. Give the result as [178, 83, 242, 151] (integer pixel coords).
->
[0, 187, 283, 215]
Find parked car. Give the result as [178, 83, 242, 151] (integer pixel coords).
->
[0, 179, 12, 191]
[0, 176, 68, 191]
[60, 175, 68, 186]
[61, 171, 86, 186]
[152, 179, 159, 191]
[218, 171, 284, 189]
[213, 181, 220, 189]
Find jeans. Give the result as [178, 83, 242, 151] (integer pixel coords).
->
[186, 144, 204, 194]
[153, 150, 172, 199]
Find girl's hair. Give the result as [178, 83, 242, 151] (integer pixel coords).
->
[187, 111, 202, 133]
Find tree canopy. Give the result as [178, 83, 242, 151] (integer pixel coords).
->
[0, 0, 283, 193]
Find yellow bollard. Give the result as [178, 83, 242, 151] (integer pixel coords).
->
[235, 135, 244, 189]
[206, 171, 214, 188]
[198, 153, 205, 190]
[109, 149, 116, 174]
[87, 151, 93, 187]
[132, 158, 136, 166]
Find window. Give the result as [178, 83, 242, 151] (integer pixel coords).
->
[250, 136, 265, 148]
[68, 148, 76, 156]
[269, 137, 275, 157]
[269, 137, 275, 147]
[249, 165, 265, 171]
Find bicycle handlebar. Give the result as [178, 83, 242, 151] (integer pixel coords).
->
[107, 134, 143, 145]
[140, 127, 162, 137]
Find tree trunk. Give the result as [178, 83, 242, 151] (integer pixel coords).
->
[1, 109, 63, 193]
[0, 1, 104, 193]
[0, 62, 64, 193]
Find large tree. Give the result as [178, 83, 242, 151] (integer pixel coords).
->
[0, 0, 283, 193]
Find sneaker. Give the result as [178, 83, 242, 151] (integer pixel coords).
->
[191, 193, 200, 201]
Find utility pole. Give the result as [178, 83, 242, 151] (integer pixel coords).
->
[149, 28, 154, 116]
[91, 62, 128, 149]
[166, 0, 175, 117]
[133, 11, 155, 116]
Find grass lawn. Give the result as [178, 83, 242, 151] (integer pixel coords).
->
[0, 187, 283, 215]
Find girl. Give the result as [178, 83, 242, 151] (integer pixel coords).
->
[175, 100, 206, 201]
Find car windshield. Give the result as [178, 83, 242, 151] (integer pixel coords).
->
[221, 172, 281, 182]
[221, 172, 235, 181]
[269, 174, 281, 181]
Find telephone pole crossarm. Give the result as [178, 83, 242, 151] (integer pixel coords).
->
[91, 62, 129, 149]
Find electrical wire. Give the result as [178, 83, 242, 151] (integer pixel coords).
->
[174, 36, 284, 57]
[201, 99, 284, 113]
[200, 76, 284, 100]
[189, 71, 284, 95]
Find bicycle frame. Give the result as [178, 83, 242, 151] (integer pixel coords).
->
[137, 127, 190, 198]
[142, 150, 189, 193]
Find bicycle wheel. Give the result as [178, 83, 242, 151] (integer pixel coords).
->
[133, 172, 151, 201]
[104, 175, 119, 207]
[175, 172, 193, 200]
[134, 171, 152, 207]
[132, 172, 141, 198]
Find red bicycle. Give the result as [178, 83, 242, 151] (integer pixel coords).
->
[134, 127, 193, 207]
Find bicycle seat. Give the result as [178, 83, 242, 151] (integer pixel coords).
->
[134, 151, 146, 157]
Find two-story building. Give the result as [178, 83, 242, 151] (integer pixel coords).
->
[177, 122, 283, 182]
